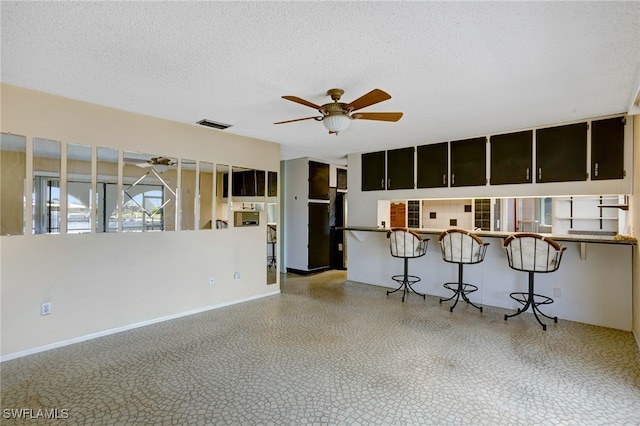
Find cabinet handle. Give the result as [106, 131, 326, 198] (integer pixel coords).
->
[452, 174, 455, 185]
[388, 179, 391, 188]
[526, 168, 529, 180]
[380, 179, 384, 188]
[538, 168, 542, 180]
[595, 163, 598, 177]
[442, 174, 446, 185]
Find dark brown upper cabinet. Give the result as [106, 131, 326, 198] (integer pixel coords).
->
[268, 171, 277, 197]
[232, 169, 265, 196]
[450, 137, 487, 187]
[591, 117, 625, 180]
[361, 151, 386, 191]
[386, 147, 415, 190]
[536, 122, 587, 183]
[308, 161, 330, 200]
[490, 130, 532, 185]
[337, 168, 347, 190]
[417, 142, 448, 188]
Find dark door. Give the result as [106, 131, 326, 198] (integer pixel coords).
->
[330, 192, 346, 270]
[490, 130, 532, 185]
[386, 147, 414, 190]
[591, 117, 625, 180]
[536, 122, 587, 183]
[308, 202, 330, 270]
[417, 142, 448, 188]
[361, 151, 386, 191]
[309, 161, 330, 200]
[450, 137, 487, 187]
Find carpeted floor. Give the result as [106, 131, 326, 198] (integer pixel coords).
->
[1, 270, 639, 425]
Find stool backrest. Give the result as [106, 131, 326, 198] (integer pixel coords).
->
[438, 229, 488, 264]
[387, 228, 428, 258]
[267, 225, 277, 243]
[503, 233, 566, 273]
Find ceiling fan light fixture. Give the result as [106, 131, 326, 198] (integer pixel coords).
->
[154, 164, 169, 173]
[323, 114, 350, 134]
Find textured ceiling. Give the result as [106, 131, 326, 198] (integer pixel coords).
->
[2, 1, 639, 164]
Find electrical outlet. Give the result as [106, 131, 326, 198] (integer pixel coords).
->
[41, 302, 51, 316]
[209, 276, 215, 286]
[234, 271, 241, 280]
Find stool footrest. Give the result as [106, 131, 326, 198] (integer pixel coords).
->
[509, 292, 554, 307]
[439, 281, 483, 313]
[504, 291, 557, 331]
[387, 275, 425, 302]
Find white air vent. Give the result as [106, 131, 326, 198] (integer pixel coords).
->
[197, 119, 232, 130]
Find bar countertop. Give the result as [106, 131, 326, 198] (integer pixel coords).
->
[342, 226, 637, 245]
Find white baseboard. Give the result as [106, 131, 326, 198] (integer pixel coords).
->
[1, 290, 280, 362]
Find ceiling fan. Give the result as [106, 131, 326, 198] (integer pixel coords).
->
[274, 88, 403, 135]
[124, 156, 175, 173]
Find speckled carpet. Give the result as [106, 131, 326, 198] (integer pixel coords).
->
[1, 270, 639, 425]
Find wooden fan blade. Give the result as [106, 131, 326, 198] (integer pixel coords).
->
[282, 96, 325, 112]
[274, 116, 322, 125]
[352, 112, 403, 122]
[345, 89, 391, 112]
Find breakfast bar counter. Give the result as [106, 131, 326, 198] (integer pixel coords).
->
[343, 227, 634, 330]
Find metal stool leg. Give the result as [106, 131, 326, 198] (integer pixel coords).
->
[387, 258, 425, 302]
[440, 263, 483, 312]
[504, 272, 557, 330]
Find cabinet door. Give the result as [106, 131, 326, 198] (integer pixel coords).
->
[255, 170, 266, 196]
[361, 151, 386, 191]
[337, 168, 347, 190]
[536, 122, 587, 183]
[417, 142, 448, 188]
[490, 130, 532, 185]
[308, 161, 330, 200]
[386, 147, 414, 190]
[268, 171, 277, 197]
[308, 202, 330, 270]
[231, 170, 246, 196]
[591, 117, 625, 180]
[232, 169, 265, 196]
[450, 137, 487, 187]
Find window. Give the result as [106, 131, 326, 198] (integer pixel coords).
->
[540, 197, 552, 227]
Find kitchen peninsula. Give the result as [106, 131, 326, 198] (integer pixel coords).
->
[344, 226, 634, 330]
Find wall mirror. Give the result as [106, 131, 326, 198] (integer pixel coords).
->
[1, 133, 27, 235]
[67, 143, 92, 234]
[232, 166, 265, 197]
[95, 147, 118, 233]
[199, 161, 214, 230]
[180, 159, 196, 230]
[215, 164, 229, 229]
[33, 138, 61, 235]
[122, 152, 177, 232]
[266, 171, 278, 285]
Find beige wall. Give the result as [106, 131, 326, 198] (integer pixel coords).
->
[0, 84, 280, 358]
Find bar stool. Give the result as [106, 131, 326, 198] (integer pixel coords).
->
[503, 233, 566, 330]
[386, 228, 429, 302]
[267, 224, 277, 268]
[438, 229, 489, 312]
